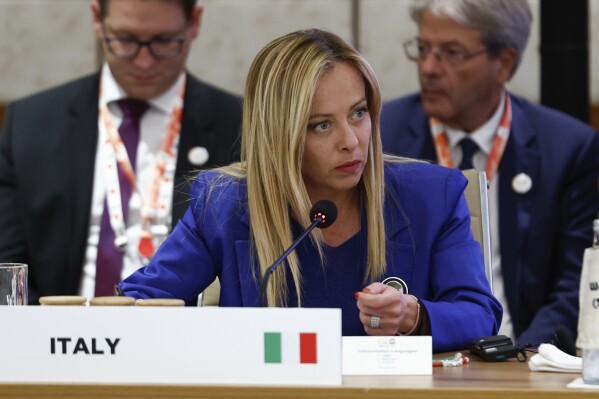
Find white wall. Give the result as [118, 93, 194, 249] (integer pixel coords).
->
[0, 0, 596, 105]
[0, 0, 97, 101]
[190, 0, 352, 98]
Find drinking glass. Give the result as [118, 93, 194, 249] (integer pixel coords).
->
[0, 263, 28, 305]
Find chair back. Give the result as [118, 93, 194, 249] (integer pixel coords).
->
[462, 169, 493, 293]
[198, 280, 221, 306]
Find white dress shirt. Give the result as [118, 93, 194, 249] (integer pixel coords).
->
[79, 63, 184, 299]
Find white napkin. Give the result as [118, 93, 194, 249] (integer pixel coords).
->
[528, 343, 582, 373]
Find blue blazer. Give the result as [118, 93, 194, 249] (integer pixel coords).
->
[121, 162, 502, 352]
[381, 93, 599, 345]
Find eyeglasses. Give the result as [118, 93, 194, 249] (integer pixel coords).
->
[102, 25, 188, 59]
[403, 38, 488, 68]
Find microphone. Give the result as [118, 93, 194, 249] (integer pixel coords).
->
[259, 200, 337, 307]
[554, 326, 576, 357]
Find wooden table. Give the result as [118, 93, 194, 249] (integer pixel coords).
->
[0, 352, 595, 399]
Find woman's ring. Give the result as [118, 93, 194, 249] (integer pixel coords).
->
[370, 315, 381, 329]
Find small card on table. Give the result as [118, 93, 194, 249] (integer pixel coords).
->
[342, 336, 432, 375]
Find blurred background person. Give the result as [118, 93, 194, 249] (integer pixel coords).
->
[0, 0, 242, 304]
[380, 0, 599, 346]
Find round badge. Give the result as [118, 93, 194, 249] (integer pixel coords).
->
[511, 173, 532, 194]
[381, 277, 409, 295]
[187, 146, 209, 166]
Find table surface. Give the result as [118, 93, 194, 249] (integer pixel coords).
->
[0, 351, 596, 399]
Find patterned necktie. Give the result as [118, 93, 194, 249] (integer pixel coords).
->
[95, 99, 149, 296]
[458, 137, 479, 170]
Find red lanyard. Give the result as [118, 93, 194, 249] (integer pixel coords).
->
[99, 75, 186, 259]
[429, 94, 512, 182]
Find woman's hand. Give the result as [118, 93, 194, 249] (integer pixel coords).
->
[355, 282, 419, 336]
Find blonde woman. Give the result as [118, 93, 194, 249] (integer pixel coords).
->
[120, 29, 501, 352]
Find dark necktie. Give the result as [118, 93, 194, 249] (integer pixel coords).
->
[458, 137, 479, 170]
[95, 99, 149, 297]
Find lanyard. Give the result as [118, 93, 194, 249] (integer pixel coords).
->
[99, 76, 186, 259]
[429, 93, 512, 182]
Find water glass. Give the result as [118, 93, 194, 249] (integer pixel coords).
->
[0, 263, 28, 305]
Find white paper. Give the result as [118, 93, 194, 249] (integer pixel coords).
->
[342, 336, 432, 375]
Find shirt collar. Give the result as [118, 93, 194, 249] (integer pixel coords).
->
[99, 63, 185, 115]
[445, 91, 506, 155]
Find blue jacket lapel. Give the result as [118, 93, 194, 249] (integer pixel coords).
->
[382, 174, 415, 288]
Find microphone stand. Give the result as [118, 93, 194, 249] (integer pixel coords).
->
[259, 217, 323, 307]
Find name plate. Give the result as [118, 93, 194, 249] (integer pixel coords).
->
[0, 306, 341, 385]
[342, 336, 432, 375]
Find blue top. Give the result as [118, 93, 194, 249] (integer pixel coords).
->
[287, 219, 367, 335]
[120, 161, 502, 352]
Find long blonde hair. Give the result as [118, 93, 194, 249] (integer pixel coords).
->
[219, 29, 387, 306]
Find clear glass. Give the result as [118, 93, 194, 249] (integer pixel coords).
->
[104, 37, 185, 59]
[101, 24, 188, 59]
[583, 221, 599, 385]
[0, 263, 28, 305]
[583, 348, 599, 384]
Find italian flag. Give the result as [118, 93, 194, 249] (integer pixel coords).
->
[264, 332, 317, 364]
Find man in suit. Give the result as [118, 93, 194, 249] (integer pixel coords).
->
[0, 0, 242, 304]
[380, 0, 599, 346]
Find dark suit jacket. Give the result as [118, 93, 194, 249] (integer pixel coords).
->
[0, 72, 242, 304]
[380, 93, 599, 345]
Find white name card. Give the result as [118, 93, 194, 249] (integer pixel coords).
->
[0, 306, 341, 386]
[342, 336, 432, 375]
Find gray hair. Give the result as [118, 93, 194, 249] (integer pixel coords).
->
[411, 0, 532, 75]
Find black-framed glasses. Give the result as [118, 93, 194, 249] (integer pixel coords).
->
[403, 38, 488, 68]
[102, 25, 188, 59]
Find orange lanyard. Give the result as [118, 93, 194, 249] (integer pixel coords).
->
[99, 75, 186, 259]
[429, 93, 512, 182]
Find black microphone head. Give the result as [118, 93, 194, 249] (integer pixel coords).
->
[554, 326, 576, 357]
[310, 200, 337, 228]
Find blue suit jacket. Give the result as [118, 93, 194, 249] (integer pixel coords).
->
[381, 93, 599, 345]
[121, 162, 502, 352]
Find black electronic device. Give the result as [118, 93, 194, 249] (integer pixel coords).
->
[469, 335, 526, 362]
